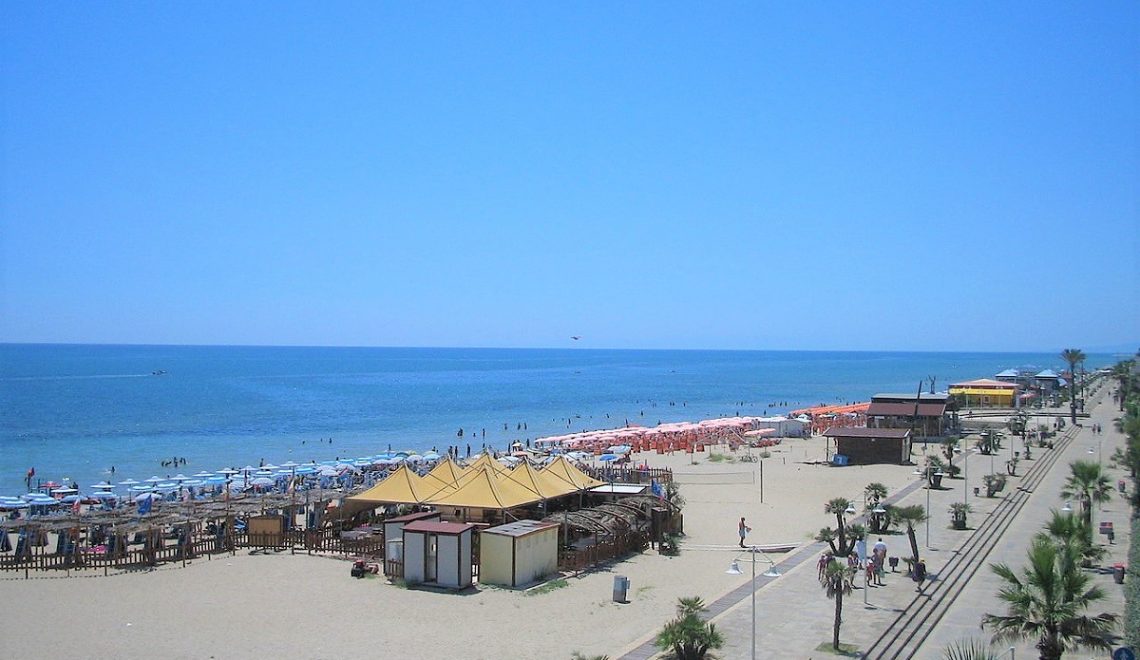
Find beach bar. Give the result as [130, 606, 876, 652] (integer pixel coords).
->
[949, 378, 1019, 408]
[479, 520, 559, 588]
[401, 520, 475, 589]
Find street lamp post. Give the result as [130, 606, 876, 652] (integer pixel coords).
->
[727, 546, 780, 660]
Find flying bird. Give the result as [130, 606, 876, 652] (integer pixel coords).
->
[570, 336, 581, 341]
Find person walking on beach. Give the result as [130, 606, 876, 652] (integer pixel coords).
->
[738, 517, 751, 548]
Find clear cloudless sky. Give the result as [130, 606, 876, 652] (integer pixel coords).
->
[1, 3, 1137, 351]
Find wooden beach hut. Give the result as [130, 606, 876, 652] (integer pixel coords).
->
[479, 520, 559, 588]
[823, 427, 912, 465]
[401, 520, 476, 589]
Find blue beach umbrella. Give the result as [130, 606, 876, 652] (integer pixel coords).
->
[598, 454, 620, 462]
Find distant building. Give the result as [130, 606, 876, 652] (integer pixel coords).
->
[865, 392, 953, 439]
[948, 378, 1019, 408]
[1033, 369, 1063, 395]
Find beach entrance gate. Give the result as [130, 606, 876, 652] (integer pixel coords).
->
[247, 515, 285, 548]
[401, 520, 475, 589]
[479, 520, 559, 588]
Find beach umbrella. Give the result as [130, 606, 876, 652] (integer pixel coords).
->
[91, 491, 118, 500]
[317, 466, 339, 477]
[598, 454, 620, 462]
[280, 461, 299, 469]
[217, 468, 240, 476]
[135, 492, 161, 503]
[250, 477, 275, 487]
[193, 471, 214, 478]
[240, 466, 257, 474]
[51, 487, 78, 495]
[130, 485, 155, 492]
[172, 474, 189, 482]
[405, 454, 424, 463]
[92, 481, 114, 490]
[261, 464, 279, 471]
[422, 452, 441, 461]
[144, 476, 164, 484]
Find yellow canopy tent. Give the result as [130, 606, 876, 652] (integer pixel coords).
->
[419, 456, 471, 500]
[539, 456, 605, 492]
[464, 453, 510, 474]
[430, 466, 543, 511]
[347, 465, 432, 507]
[498, 461, 575, 500]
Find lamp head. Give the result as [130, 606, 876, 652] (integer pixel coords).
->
[726, 560, 743, 576]
[844, 504, 857, 515]
[1061, 502, 1072, 512]
[872, 506, 887, 514]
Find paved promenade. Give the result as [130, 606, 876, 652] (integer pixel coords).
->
[616, 380, 1131, 659]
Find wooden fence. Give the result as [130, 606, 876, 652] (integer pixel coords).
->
[0, 526, 385, 577]
[558, 530, 649, 575]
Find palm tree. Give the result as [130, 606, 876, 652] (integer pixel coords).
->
[813, 498, 863, 652]
[819, 556, 855, 651]
[1037, 509, 1105, 567]
[1111, 361, 1133, 411]
[982, 538, 1116, 659]
[864, 482, 890, 532]
[1059, 460, 1112, 545]
[892, 504, 928, 567]
[1060, 348, 1086, 423]
[942, 639, 1005, 659]
[654, 596, 724, 660]
[814, 497, 863, 557]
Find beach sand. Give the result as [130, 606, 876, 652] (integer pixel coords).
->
[0, 435, 933, 659]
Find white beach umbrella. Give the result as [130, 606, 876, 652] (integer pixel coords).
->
[118, 479, 140, 487]
[144, 476, 164, 484]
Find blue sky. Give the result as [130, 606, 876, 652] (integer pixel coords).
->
[2, 3, 1137, 351]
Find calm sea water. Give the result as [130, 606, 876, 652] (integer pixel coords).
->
[0, 344, 1111, 495]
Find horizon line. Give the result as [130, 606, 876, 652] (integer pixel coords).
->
[1, 340, 1134, 356]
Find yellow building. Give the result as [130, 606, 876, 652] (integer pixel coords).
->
[479, 520, 560, 588]
[949, 378, 1018, 408]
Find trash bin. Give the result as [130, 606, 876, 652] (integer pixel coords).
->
[1113, 564, 1126, 585]
[613, 575, 630, 602]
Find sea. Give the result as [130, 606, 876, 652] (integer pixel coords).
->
[0, 344, 1114, 496]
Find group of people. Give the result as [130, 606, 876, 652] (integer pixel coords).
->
[814, 537, 891, 586]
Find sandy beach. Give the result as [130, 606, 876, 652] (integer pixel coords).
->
[0, 432, 934, 659]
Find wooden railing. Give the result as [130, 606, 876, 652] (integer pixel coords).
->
[558, 530, 649, 575]
[0, 525, 385, 576]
